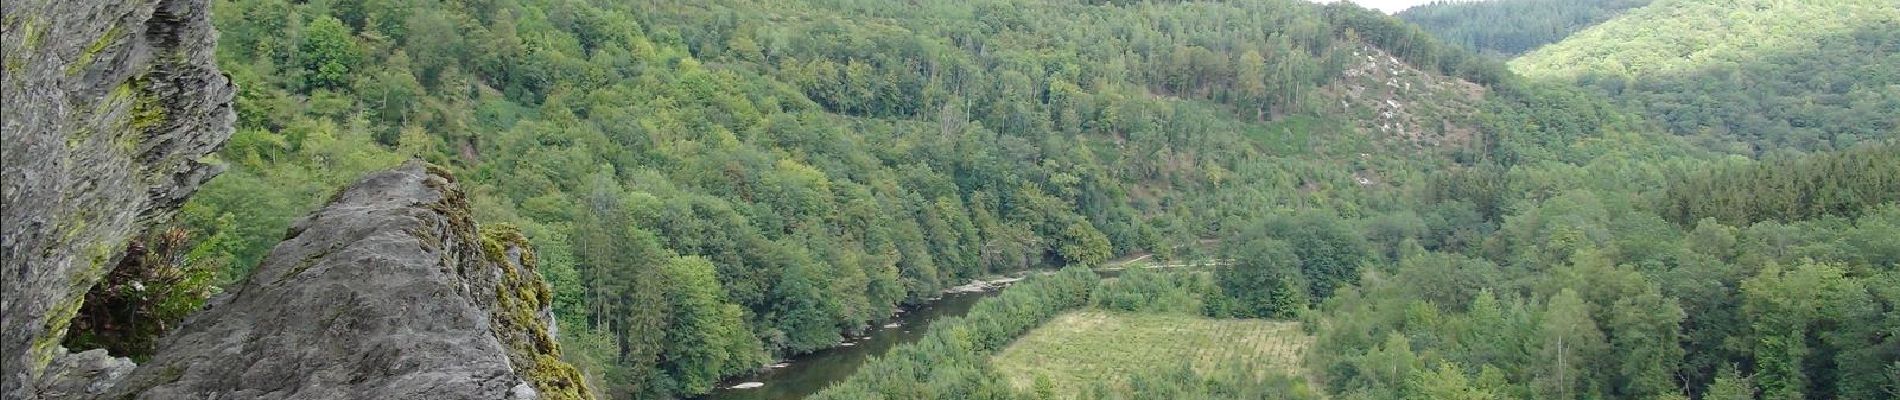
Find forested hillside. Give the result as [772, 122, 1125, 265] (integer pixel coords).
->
[1398, 0, 1652, 56]
[92, 0, 1900, 398]
[163, 0, 1603, 397]
[1661, 142, 1900, 227]
[1303, 145, 1900, 400]
[802, 0, 1900, 398]
[1513, 0, 1900, 155]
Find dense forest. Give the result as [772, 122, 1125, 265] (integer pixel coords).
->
[806, 139, 1900, 399]
[135, 0, 1388, 396]
[72, 0, 1898, 398]
[1513, 0, 1900, 155]
[810, 268, 1324, 399]
[1399, 0, 1652, 57]
[158, 0, 1588, 396]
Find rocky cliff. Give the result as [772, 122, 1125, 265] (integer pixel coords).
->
[4, 1, 594, 398]
[99, 162, 591, 400]
[2, 0, 234, 396]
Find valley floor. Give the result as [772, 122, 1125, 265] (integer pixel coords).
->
[989, 311, 1313, 398]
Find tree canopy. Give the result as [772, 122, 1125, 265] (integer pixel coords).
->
[1399, 0, 1652, 57]
[116, 0, 1900, 398]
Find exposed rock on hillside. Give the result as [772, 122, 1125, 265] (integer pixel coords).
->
[1, 0, 234, 396]
[101, 162, 593, 400]
[1329, 44, 1485, 149]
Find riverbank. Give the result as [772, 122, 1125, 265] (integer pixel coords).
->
[707, 269, 1085, 398]
[704, 280, 1016, 400]
[940, 271, 1050, 294]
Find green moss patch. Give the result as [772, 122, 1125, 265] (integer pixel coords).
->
[67, 23, 124, 76]
[425, 164, 592, 399]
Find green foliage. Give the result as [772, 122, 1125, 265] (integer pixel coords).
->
[659, 256, 767, 394]
[297, 16, 361, 92]
[1399, 0, 1652, 57]
[1661, 142, 1900, 227]
[769, 260, 844, 354]
[1216, 237, 1307, 318]
[993, 309, 1312, 399]
[1514, 0, 1900, 153]
[1057, 220, 1112, 267]
[186, 0, 1525, 396]
[1741, 261, 1872, 400]
[1606, 285, 1686, 398]
[1084, 361, 1319, 400]
[180, 119, 406, 283]
[810, 267, 1099, 400]
[1307, 167, 1900, 400]
[1227, 210, 1373, 303]
[62, 226, 228, 360]
[1406, 362, 1502, 400]
[1703, 365, 1756, 400]
[1537, 289, 1607, 399]
[1322, 3, 1512, 87]
[169, 0, 1899, 398]
[1091, 269, 1211, 315]
[478, 225, 594, 400]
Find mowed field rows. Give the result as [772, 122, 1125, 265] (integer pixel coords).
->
[990, 311, 1313, 397]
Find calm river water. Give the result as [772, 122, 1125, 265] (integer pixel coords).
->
[700, 290, 999, 400]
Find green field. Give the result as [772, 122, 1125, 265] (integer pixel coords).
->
[990, 311, 1312, 398]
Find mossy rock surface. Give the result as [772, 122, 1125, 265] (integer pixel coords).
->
[2, 0, 235, 396]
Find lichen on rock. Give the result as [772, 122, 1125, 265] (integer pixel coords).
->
[2, 0, 235, 396]
[481, 226, 592, 400]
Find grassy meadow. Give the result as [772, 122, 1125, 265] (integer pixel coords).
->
[990, 311, 1313, 398]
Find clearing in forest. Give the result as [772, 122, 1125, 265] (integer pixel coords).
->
[989, 311, 1312, 397]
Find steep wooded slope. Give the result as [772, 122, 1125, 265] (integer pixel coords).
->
[1513, 0, 1900, 154]
[180, 0, 1539, 397]
[1398, 0, 1652, 57]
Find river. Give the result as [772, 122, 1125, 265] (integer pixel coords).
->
[701, 289, 1000, 400]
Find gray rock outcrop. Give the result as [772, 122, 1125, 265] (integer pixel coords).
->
[30, 348, 134, 398]
[4, 0, 596, 398]
[1, 0, 235, 396]
[102, 162, 592, 400]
